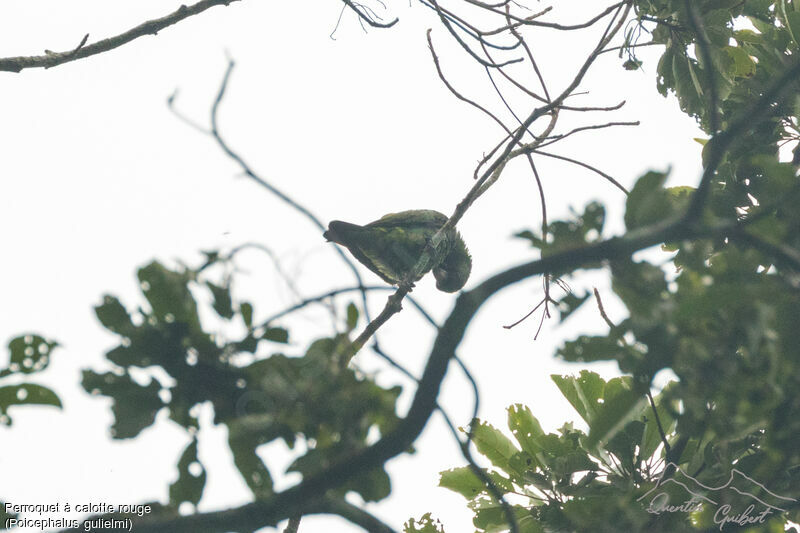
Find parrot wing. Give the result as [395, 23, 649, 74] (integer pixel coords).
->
[366, 210, 448, 230]
[324, 221, 399, 284]
[324, 210, 455, 286]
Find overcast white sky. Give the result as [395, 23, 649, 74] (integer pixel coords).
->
[0, 1, 703, 531]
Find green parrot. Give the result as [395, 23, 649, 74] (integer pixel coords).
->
[323, 210, 472, 292]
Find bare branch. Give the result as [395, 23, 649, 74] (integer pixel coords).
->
[0, 0, 240, 73]
[480, 1, 625, 35]
[537, 120, 639, 148]
[592, 287, 616, 329]
[282, 515, 301, 533]
[169, 60, 378, 327]
[343, 2, 634, 371]
[342, 0, 398, 28]
[427, 31, 513, 133]
[532, 149, 629, 195]
[72, 213, 752, 533]
[314, 498, 397, 533]
[429, 0, 523, 68]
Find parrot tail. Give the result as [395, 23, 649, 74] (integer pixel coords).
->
[323, 220, 364, 245]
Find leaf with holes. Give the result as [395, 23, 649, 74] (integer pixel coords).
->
[169, 438, 206, 508]
[439, 466, 488, 500]
[5, 334, 57, 376]
[82, 370, 164, 439]
[207, 281, 234, 319]
[0, 384, 62, 424]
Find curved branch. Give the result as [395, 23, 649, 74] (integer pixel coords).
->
[170, 59, 377, 326]
[342, 0, 399, 28]
[60, 212, 748, 533]
[315, 498, 397, 533]
[0, 0, 240, 73]
[532, 149, 629, 195]
[57, 189, 800, 533]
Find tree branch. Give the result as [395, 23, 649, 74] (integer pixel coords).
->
[58, 211, 754, 533]
[169, 59, 377, 328]
[342, 0, 398, 28]
[0, 0, 240, 73]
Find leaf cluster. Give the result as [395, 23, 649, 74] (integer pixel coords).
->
[84, 258, 402, 513]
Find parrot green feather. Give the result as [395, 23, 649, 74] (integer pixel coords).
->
[323, 209, 472, 292]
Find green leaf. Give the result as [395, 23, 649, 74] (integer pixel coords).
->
[404, 513, 446, 533]
[656, 46, 676, 97]
[262, 327, 289, 344]
[471, 420, 520, 471]
[556, 450, 597, 474]
[95, 296, 135, 335]
[586, 385, 647, 449]
[207, 281, 234, 319]
[507, 404, 546, 459]
[515, 202, 605, 259]
[551, 371, 604, 425]
[240, 302, 254, 328]
[611, 259, 668, 317]
[470, 499, 543, 533]
[346, 302, 359, 331]
[786, 10, 800, 47]
[703, 9, 733, 44]
[82, 370, 164, 439]
[169, 438, 206, 507]
[556, 291, 590, 322]
[228, 422, 274, 497]
[0, 384, 62, 423]
[622, 59, 642, 70]
[724, 46, 757, 77]
[733, 29, 762, 44]
[138, 261, 200, 329]
[5, 334, 57, 375]
[345, 466, 392, 502]
[440, 466, 487, 500]
[624, 171, 671, 230]
[641, 396, 676, 460]
[558, 335, 625, 364]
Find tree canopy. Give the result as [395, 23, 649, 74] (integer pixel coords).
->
[2, 1, 800, 532]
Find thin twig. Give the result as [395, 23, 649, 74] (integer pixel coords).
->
[343, 3, 633, 368]
[342, 0, 398, 28]
[0, 0, 240, 73]
[537, 120, 640, 148]
[169, 60, 376, 327]
[592, 287, 615, 329]
[480, 1, 625, 35]
[532, 149, 629, 195]
[429, 0, 523, 68]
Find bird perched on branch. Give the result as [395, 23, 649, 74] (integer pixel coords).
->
[323, 210, 472, 292]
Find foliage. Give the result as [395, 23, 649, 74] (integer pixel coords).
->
[83, 259, 402, 513]
[0, 334, 61, 530]
[6, 0, 800, 531]
[0, 334, 61, 424]
[426, 373, 794, 532]
[416, 0, 800, 530]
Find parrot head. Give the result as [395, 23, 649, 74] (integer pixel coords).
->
[433, 235, 472, 292]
